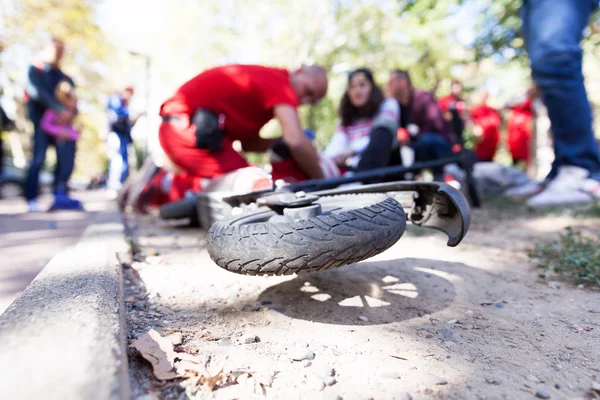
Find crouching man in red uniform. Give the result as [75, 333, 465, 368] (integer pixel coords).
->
[140, 64, 328, 210]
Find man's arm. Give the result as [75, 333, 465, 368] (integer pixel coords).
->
[273, 105, 324, 179]
[25, 65, 63, 111]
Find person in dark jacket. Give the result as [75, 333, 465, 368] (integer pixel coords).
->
[23, 37, 81, 212]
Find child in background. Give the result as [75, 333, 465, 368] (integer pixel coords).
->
[40, 81, 80, 141]
[40, 80, 83, 210]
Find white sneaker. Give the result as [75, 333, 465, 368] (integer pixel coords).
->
[27, 199, 40, 213]
[526, 166, 599, 209]
[504, 180, 545, 201]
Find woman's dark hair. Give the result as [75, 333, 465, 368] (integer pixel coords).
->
[339, 68, 385, 127]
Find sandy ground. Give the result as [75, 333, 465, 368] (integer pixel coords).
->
[123, 202, 600, 400]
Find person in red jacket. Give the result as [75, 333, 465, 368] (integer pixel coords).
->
[469, 89, 502, 162]
[506, 86, 536, 168]
[135, 64, 328, 211]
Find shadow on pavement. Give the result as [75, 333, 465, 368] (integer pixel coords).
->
[257, 258, 460, 326]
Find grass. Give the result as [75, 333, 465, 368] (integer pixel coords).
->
[529, 227, 600, 286]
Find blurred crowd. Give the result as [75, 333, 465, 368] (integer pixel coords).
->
[0, 0, 599, 213]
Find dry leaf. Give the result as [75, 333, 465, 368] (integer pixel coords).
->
[200, 368, 224, 391]
[391, 355, 408, 360]
[131, 329, 179, 380]
[235, 370, 275, 394]
[174, 360, 209, 376]
[131, 329, 205, 381]
[168, 332, 183, 346]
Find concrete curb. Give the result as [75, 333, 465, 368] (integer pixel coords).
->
[0, 206, 131, 400]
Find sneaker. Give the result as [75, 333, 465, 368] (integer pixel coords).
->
[27, 199, 40, 213]
[526, 166, 599, 209]
[504, 180, 545, 201]
[50, 193, 84, 211]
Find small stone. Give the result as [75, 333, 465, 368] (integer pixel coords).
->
[358, 316, 369, 322]
[132, 303, 144, 310]
[260, 300, 272, 305]
[440, 328, 454, 341]
[168, 332, 183, 345]
[495, 302, 505, 308]
[380, 371, 402, 379]
[577, 284, 585, 290]
[486, 378, 501, 385]
[314, 365, 335, 379]
[423, 374, 448, 385]
[291, 348, 315, 361]
[465, 310, 474, 316]
[425, 273, 432, 278]
[326, 377, 337, 386]
[447, 319, 458, 325]
[425, 334, 434, 339]
[548, 281, 561, 290]
[527, 375, 541, 384]
[535, 389, 550, 399]
[307, 374, 325, 391]
[243, 335, 260, 344]
[554, 383, 561, 389]
[397, 393, 412, 400]
[217, 338, 232, 346]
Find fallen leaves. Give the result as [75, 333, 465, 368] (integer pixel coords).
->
[130, 329, 275, 394]
[390, 355, 408, 360]
[130, 329, 181, 380]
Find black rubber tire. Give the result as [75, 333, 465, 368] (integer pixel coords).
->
[207, 194, 407, 276]
[159, 196, 198, 220]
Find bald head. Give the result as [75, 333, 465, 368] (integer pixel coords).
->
[290, 65, 328, 105]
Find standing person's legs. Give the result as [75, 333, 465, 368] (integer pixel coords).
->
[51, 139, 82, 210]
[523, 0, 600, 179]
[107, 132, 125, 192]
[119, 135, 130, 184]
[523, 0, 600, 207]
[55, 139, 76, 191]
[24, 124, 51, 209]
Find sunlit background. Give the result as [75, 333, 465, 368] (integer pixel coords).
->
[1, 0, 599, 183]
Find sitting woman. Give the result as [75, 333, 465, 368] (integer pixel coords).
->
[270, 68, 399, 182]
[323, 68, 399, 172]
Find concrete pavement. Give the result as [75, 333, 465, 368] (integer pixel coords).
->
[0, 190, 114, 313]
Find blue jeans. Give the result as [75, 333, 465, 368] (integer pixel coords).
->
[522, 0, 600, 181]
[412, 133, 453, 180]
[24, 123, 76, 200]
[107, 132, 130, 191]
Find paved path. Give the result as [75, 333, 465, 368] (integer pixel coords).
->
[0, 190, 114, 313]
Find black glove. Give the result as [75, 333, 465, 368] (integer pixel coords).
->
[192, 108, 223, 152]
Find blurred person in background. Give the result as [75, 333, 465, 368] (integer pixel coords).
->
[105, 86, 137, 199]
[520, 0, 600, 208]
[0, 103, 16, 177]
[132, 64, 328, 212]
[387, 69, 454, 181]
[438, 79, 467, 146]
[506, 86, 536, 169]
[23, 37, 81, 212]
[469, 88, 502, 163]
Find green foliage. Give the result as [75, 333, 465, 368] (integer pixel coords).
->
[529, 227, 600, 286]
